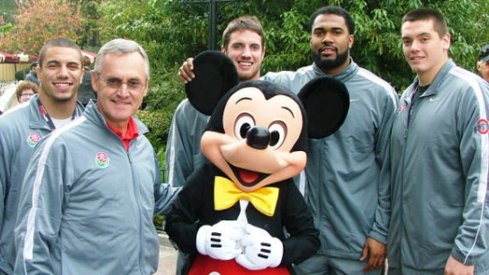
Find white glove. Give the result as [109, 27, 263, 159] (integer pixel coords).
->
[236, 224, 283, 270]
[196, 220, 243, 260]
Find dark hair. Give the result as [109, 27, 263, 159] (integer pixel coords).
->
[478, 44, 489, 61]
[38, 38, 82, 68]
[309, 6, 355, 35]
[30, 61, 38, 69]
[402, 8, 448, 38]
[222, 16, 265, 49]
[15, 80, 39, 101]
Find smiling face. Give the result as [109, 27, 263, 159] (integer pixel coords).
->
[92, 52, 148, 132]
[310, 13, 353, 75]
[222, 29, 265, 82]
[201, 86, 306, 192]
[37, 46, 83, 104]
[402, 18, 450, 85]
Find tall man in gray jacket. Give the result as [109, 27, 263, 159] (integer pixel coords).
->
[0, 38, 85, 275]
[262, 6, 398, 274]
[14, 39, 178, 275]
[387, 8, 489, 275]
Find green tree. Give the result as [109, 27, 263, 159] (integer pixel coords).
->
[95, 0, 489, 165]
[77, 0, 102, 50]
[0, 0, 16, 24]
[0, 0, 83, 55]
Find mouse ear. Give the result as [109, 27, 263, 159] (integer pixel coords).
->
[184, 50, 239, 115]
[298, 76, 350, 138]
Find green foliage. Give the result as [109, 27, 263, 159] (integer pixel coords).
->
[77, 0, 102, 49]
[0, 0, 16, 23]
[94, 0, 489, 166]
[136, 63, 185, 172]
[15, 67, 30, 81]
[0, 22, 13, 33]
[0, 0, 83, 55]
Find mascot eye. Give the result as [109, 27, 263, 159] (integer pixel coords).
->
[268, 122, 287, 149]
[235, 114, 255, 140]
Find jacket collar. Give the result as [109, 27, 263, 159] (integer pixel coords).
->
[28, 94, 84, 130]
[311, 57, 359, 83]
[83, 101, 149, 135]
[410, 59, 455, 98]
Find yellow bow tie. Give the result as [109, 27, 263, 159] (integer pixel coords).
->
[214, 176, 279, 217]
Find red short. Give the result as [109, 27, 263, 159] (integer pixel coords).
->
[188, 255, 289, 275]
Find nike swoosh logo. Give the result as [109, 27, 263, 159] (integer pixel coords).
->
[350, 99, 360, 102]
[429, 97, 439, 102]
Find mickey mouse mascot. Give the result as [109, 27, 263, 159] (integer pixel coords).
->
[165, 51, 349, 275]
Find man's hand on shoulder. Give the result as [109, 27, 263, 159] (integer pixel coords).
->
[178, 57, 195, 83]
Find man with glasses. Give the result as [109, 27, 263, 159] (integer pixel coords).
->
[0, 38, 85, 275]
[477, 44, 489, 82]
[14, 38, 178, 274]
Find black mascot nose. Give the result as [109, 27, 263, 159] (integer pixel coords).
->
[246, 127, 270, 150]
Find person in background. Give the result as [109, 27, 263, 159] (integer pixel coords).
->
[15, 81, 38, 104]
[0, 37, 85, 275]
[476, 44, 489, 82]
[387, 8, 489, 274]
[24, 61, 39, 86]
[77, 55, 97, 106]
[14, 38, 178, 275]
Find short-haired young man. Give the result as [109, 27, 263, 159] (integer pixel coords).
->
[262, 6, 398, 274]
[168, 15, 266, 188]
[387, 8, 489, 275]
[0, 38, 85, 274]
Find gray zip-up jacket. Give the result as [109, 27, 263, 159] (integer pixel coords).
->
[0, 95, 83, 274]
[387, 60, 489, 273]
[14, 102, 178, 275]
[166, 99, 209, 187]
[263, 60, 398, 259]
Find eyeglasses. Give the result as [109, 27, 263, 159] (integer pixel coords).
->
[21, 93, 34, 97]
[98, 75, 145, 91]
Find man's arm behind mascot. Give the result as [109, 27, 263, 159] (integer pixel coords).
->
[165, 50, 349, 274]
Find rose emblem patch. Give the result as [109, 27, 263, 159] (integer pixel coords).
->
[26, 133, 41, 148]
[95, 152, 110, 168]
